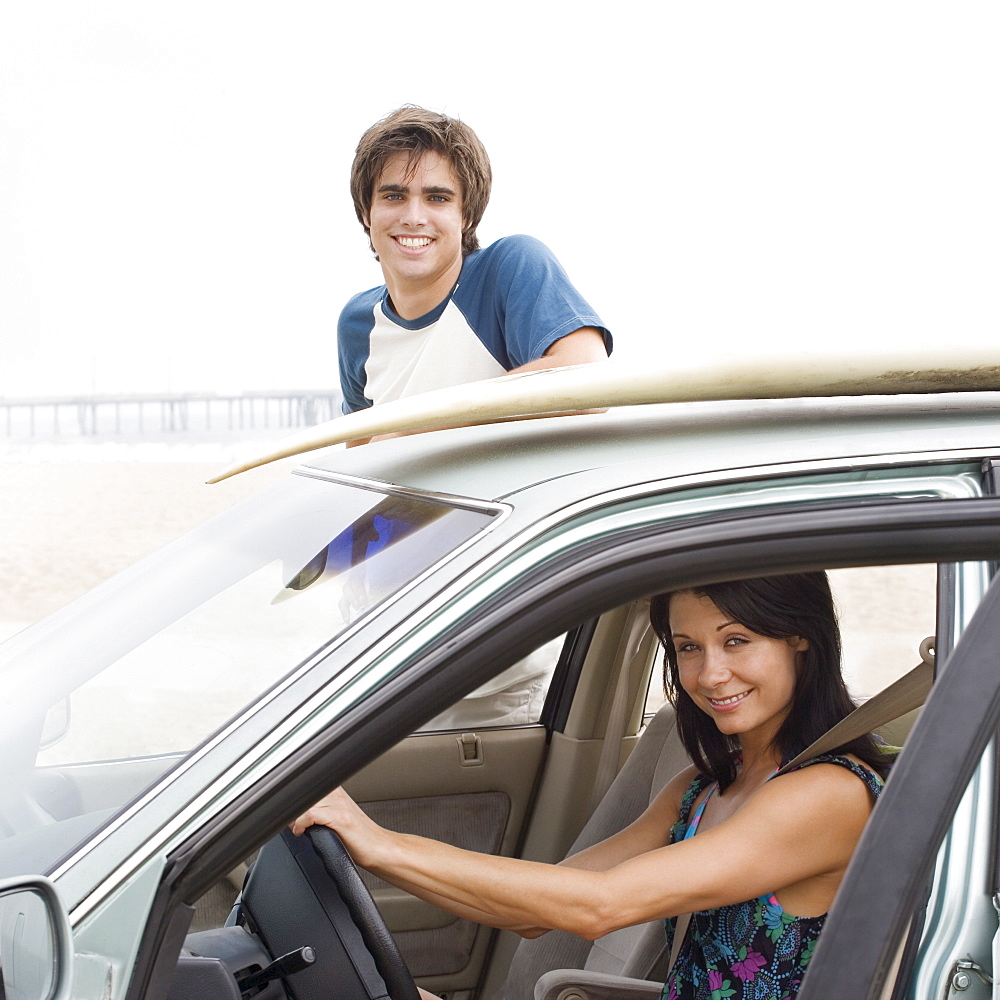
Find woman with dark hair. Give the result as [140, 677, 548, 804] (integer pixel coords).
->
[650, 572, 892, 791]
[646, 572, 892, 998]
[293, 572, 890, 1000]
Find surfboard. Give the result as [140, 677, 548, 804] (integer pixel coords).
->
[206, 350, 1000, 484]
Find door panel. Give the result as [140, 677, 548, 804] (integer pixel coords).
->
[343, 725, 549, 990]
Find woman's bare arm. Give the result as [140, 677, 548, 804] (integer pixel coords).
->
[292, 764, 875, 941]
[289, 770, 690, 936]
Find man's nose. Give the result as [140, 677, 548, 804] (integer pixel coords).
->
[400, 199, 427, 226]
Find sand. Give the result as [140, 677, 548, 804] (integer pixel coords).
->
[0, 458, 288, 636]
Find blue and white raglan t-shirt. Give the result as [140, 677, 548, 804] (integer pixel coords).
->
[337, 234, 612, 413]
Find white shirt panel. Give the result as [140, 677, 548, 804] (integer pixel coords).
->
[363, 300, 506, 406]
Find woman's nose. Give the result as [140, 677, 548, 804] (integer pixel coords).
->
[698, 650, 732, 687]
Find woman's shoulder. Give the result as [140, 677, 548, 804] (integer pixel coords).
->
[782, 753, 885, 799]
[756, 755, 883, 834]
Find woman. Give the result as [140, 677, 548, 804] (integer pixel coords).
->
[292, 572, 892, 1000]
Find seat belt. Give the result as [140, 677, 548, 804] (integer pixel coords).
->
[777, 636, 935, 775]
[668, 637, 936, 978]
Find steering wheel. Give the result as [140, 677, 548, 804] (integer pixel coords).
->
[305, 827, 420, 1000]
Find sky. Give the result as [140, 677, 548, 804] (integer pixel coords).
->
[1, 2, 998, 398]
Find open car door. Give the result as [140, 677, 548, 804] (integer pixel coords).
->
[801, 564, 1000, 999]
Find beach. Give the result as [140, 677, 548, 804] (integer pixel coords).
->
[0, 444, 289, 640]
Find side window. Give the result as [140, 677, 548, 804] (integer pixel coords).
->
[830, 564, 937, 700]
[418, 635, 566, 731]
[643, 564, 938, 718]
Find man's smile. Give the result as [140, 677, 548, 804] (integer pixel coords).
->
[394, 236, 433, 249]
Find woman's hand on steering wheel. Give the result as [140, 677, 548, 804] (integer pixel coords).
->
[290, 787, 381, 867]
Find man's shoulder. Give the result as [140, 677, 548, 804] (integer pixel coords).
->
[470, 233, 554, 267]
[459, 235, 563, 294]
[338, 284, 386, 334]
[338, 285, 387, 352]
[340, 284, 386, 316]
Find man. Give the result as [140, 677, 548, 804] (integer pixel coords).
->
[336, 107, 611, 725]
[338, 105, 612, 427]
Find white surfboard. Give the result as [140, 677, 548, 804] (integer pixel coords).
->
[207, 350, 1000, 484]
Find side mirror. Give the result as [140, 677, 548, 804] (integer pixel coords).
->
[0, 877, 73, 1000]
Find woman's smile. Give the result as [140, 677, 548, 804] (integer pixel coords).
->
[706, 689, 753, 712]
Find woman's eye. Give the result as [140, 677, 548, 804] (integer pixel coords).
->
[724, 635, 748, 647]
[677, 643, 698, 654]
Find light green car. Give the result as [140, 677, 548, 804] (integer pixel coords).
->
[2, 367, 1000, 1000]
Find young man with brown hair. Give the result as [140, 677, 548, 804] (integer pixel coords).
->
[338, 106, 612, 417]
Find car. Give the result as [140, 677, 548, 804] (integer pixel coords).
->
[2, 356, 1000, 1000]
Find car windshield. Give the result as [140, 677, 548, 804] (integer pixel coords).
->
[0, 470, 500, 878]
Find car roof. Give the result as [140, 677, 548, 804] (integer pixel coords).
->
[295, 391, 1000, 503]
[207, 352, 1000, 484]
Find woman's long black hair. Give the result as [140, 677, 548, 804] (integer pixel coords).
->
[650, 572, 893, 792]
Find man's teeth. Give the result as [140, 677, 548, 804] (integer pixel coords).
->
[397, 237, 432, 248]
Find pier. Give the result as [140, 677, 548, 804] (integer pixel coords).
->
[0, 390, 342, 439]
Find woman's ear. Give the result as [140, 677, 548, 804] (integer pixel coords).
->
[789, 636, 810, 672]
[789, 635, 810, 653]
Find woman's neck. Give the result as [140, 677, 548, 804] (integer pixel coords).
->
[735, 735, 783, 785]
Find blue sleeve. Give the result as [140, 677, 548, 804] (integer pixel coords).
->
[454, 235, 612, 369]
[337, 290, 380, 413]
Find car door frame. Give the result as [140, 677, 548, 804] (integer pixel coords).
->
[126, 494, 1000, 1000]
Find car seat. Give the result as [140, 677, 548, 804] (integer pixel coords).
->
[501, 702, 689, 1000]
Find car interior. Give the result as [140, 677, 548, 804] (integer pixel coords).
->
[170, 563, 938, 1000]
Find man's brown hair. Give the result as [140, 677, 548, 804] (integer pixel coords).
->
[351, 106, 492, 257]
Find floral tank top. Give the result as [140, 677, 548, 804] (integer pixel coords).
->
[660, 755, 883, 1000]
